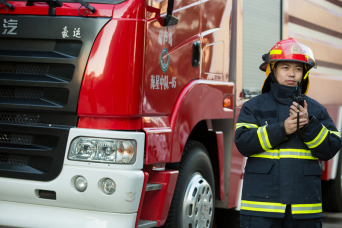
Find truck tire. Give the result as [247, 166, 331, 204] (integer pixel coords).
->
[322, 153, 342, 212]
[162, 140, 215, 228]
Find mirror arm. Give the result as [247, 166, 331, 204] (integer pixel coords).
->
[162, 0, 179, 26]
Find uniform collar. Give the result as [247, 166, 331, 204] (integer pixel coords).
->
[270, 82, 297, 105]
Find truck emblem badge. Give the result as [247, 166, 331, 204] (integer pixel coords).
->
[160, 48, 170, 73]
[291, 44, 300, 54]
[62, 26, 69, 38]
[73, 28, 81, 38]
[2, 19, 18, 35]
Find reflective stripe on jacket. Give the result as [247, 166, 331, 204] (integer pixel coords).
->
[235, 83, 342, 219]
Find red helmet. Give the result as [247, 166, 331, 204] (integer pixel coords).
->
[260, 38, 317, 95]
[259, 38, 317, 72]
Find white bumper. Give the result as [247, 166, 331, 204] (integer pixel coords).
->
[0, 128, 146, 228]
[0, 200, 136, 228]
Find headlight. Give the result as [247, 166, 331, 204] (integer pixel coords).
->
[68, 137, 136, 164]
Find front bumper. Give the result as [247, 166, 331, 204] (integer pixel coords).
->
[0, 128, 146, 228]
[0, 165, 144, 213]
[0, 200, 137, 228]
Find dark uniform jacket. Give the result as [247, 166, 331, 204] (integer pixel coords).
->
[235, 82, 342, 219]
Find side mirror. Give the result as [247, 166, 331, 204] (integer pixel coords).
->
[162, 0, 179, 26]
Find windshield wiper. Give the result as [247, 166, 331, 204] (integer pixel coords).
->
[0, 0, 15, 11]
[76, 0, 96, 15]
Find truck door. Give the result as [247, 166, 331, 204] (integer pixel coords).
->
[143, 0, 201, 115]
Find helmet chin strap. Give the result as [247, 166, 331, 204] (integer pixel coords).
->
[269, 65, 279, 84]
[299, 69, 310, 91]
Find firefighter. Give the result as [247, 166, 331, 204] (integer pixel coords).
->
[235, 38, 342, 228]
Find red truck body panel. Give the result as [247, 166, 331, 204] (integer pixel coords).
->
[170, 80, 234, 163]
[78, 19, 145, 117]
[139, 169, 179, 226]
[3, 1, 114, 17]
[228, 106, 244, 208]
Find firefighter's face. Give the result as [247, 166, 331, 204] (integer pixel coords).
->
[274, 61, 303, 87]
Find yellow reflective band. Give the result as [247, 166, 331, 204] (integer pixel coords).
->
[279, 155, 318, 160]
[241, 200, 286, 213]
[257, 126, 272, 150]
[251, 150, 279, 159]
[292, 203, 322, 208]
[279, 149, 318, 160]
[305, 126, 328, 149]
[292, 210, 322, 214]
[270, 50, 282, 55]
[330, 131, 341, 138]
[291, 203, 322, 214]
[242, 200, 286, 207]
[241, 207, 285, 213]
[263, 127, 272, 149]
[250, 149, 317, 160]
[303, 71, 309, 80]
[235, 123, 258, 130]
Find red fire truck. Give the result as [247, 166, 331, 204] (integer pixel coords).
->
[0, 0, 342, 227]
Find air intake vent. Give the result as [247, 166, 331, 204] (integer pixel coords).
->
[0, 62, 49, 75]
[0, 62, 74, 83]
[0, 86, 44, 99]
[0, 132, 32, 145]
[0, 153, 29, 166]
[0, 111, 39, 125]
[0, 86, 69, 107]
[0, 38, 82, 59]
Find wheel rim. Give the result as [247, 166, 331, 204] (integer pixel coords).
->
[182, 172, 213, 228]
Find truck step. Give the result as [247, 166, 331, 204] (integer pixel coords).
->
[145, 183, 162, 191]
[138, 220, 158, 228]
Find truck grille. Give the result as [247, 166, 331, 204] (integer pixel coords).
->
[0, 62, 49, 75]
[0, 86, 44, 99]
[0, 111, 40, 125]
[0, 132, 32, 145]
[0, 15, 110, 181]
[0, 153, 28, 166]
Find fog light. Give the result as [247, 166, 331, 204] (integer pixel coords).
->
[75, 176, 87, 192]
[101, 178, 116, 195]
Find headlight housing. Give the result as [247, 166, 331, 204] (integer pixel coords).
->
[68, 137, 136, 164]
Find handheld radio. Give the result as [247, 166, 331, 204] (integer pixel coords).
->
[294, 81, 305, 137]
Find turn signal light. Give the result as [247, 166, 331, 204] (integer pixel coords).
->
[223, 97, 231, 108]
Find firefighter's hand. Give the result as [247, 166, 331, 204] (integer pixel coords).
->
[284, 112, 308, 135]
[290, 101, 309, 121]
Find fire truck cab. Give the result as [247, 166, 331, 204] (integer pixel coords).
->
[0, 0, 235, 227]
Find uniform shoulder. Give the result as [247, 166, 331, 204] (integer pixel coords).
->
[304, 96, 326, 111]
[243, 93, 272, 109]
[304, 95, 328, 120]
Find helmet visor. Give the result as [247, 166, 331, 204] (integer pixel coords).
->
[269, 43, 317, 69]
